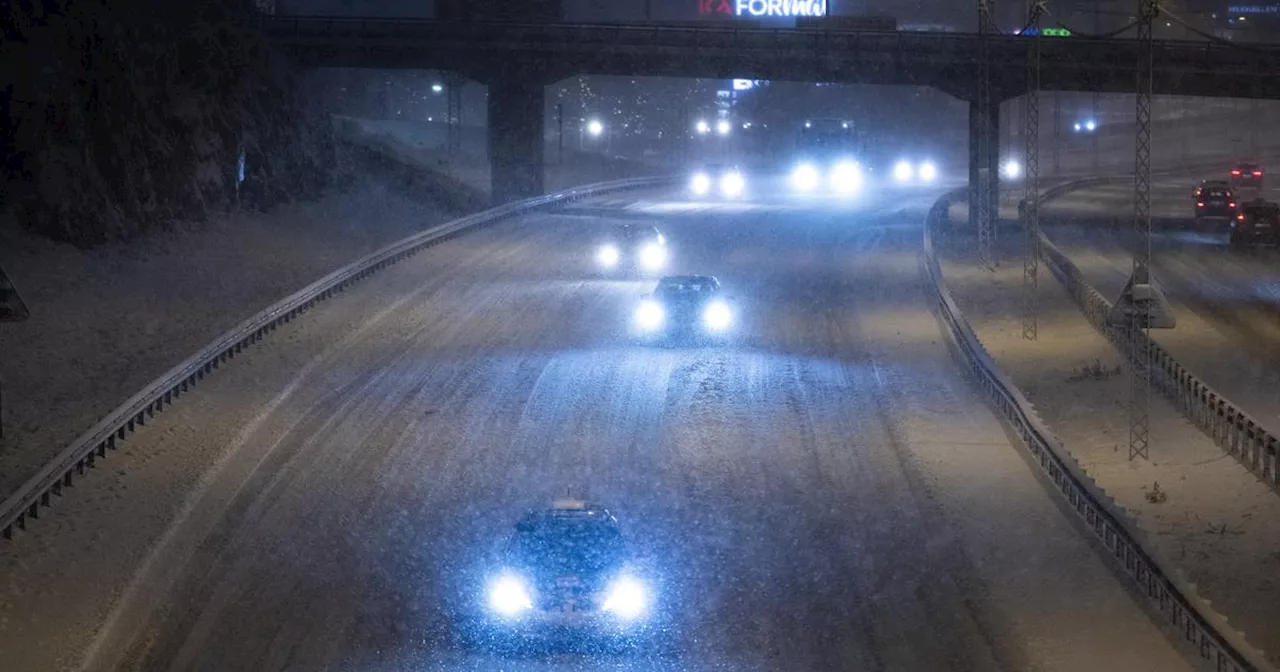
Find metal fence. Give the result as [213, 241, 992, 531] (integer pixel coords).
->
[921, 189, 1269, 672]
[1033, 179, 1280, 494]
[0, 176, 670, 540]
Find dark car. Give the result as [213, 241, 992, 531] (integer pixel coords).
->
[594, 224, 668, 274]
[633, 275, 734, 338]
[481, 500, 653, 647]
[1230, 199, 1280, 246]
[1230, 162, 1265, 190]
[1193, 181, 1237, 222]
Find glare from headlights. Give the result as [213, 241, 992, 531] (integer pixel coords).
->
[690, 172, 711, 196]
[635, 299, 665, 331]
[703, 300, 733, 332]
[1002, 159, 1022, 179]
[596, 244, 620, 268]
[893, 160, 913, 183]
[639, 243, 667, 271]
[488, 574, 533, 617]
[720, 171, 745, 198]
[602, 575, 649, 621]
[918, 161, 938, 183]
[790, 163, 820, 192]
[830, 161, 864, 195]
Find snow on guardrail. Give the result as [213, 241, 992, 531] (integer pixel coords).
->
[0, 175, 672, 541]
[1031, 178, 1280, 496]
[922, 187, 1272, 672]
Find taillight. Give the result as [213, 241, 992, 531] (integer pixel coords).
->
[1197, 202, 1205, 207]
[1229, 202, 1237, 208]
[1254, 170, 1263, 176]
[1238, 213, 1246, 221]
[1232, 170, 1242, 176]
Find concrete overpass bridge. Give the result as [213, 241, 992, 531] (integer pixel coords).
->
[264, 17, 1280, 202]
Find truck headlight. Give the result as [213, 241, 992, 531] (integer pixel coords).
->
[790, 163, 820, 192]
[601, 575, 649, 621]
[829, 161, 863, 195]
[702, 300, 733, 332]
[893, 160, 913, 184]
[690, 172, 711, 196]
[487, 574, 533, 618]
[635, 299, 665, 331]
[639, 243, 667, 271]
[918, 161, 938, 183]
[720, 171, 745, 198]
[596, 244, 620, 268]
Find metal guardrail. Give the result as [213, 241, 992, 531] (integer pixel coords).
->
[1032, 179, 1280, 495]
[921, 189, 1271, 672]
[0, 176, 671, 540]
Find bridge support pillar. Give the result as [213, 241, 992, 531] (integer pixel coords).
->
[488, 77, 545, 204]
[968, 99, 1001, 233]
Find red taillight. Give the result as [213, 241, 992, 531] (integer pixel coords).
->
[1229, 202, 1237, 208]
[1238, 213, 1246, 221]
[1232, 170, 1242, 176]
[1254, 170, 1263, 176]
[1197, 201, 1205, 207]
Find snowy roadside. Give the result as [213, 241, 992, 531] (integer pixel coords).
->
[935, 226, 1280, 665]
[0, 161, 458, 499]
[1038, 174, 1280, 431]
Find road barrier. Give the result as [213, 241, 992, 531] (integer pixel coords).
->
[0, 176, 670, 541]
[922, 189, 1271, 672]
[1030, 179, 1280, 495]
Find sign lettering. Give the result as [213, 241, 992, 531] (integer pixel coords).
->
[734, 0, 826, 18]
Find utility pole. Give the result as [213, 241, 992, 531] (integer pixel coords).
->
[1128, 0, 1158, 462]
[1023, 0, 1044, 341]
[977, 0, 997, 270]
[555, 103, 564, 165]
[446, 73, 463, 157]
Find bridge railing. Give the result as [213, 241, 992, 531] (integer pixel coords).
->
[263, 16, 1280, 73]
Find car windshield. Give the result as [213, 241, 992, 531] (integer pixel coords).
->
[510, 515, 626, 576]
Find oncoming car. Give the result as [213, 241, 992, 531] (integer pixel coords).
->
[689, 164, 747, 199]
[633, 275, 734, 339]
[594, 224, 669, 273]
[481, 500, 655, 648]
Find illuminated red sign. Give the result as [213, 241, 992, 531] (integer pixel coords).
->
[697, 0, 733, 15]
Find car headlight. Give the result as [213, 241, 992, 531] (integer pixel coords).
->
[720, 171, 745, 198]
[702, 300, 732, 332]
[893, 160, 913, 184]
[596, 244, 620, 268]
[690, 172, 711, 196]
[639, 243, 667, 271]
[918, 161, 938, 183]
[635, 299, 665, 331]
[488, 574, 533, 618]
[829, 161, 863, 195]
[790, 163, 820, 192]
[601, 575, 649, 621]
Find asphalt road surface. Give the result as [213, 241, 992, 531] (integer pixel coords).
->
[6, 186, 1191, 671]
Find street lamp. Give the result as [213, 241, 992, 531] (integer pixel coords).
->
[431, 83, 444, 94]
